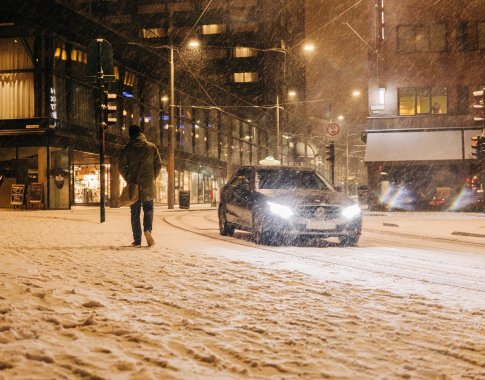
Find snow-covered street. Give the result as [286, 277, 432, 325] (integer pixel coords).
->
[0, 207, 484, 379]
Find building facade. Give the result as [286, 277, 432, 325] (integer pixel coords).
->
[0, 0, 306, 209]
[364, 0, 485, 210]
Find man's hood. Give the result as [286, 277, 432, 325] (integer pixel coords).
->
[129, 133, 149, 148]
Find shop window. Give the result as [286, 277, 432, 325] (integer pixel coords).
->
[233, 72, 259, 83]
[397, 24, 446, 53]
[233, 47, 258, 58]
[232, 139, 241, 165]
[202, 24, 226, 35]
[73, 164, 110, 204]
[398, 87, 448, 116]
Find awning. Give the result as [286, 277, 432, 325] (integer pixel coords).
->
[364, 128, 482, 162]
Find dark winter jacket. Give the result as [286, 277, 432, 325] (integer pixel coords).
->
[119, 133, 162, 202]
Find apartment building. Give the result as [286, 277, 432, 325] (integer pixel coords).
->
[364, 0, 485, 209]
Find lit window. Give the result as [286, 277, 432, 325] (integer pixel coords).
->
[114, 66, 120, 81]
[54, 43, 67, 61]
[123, 70, 136, 87]
[398, 87, 448, 116]
[201, 24, 226, 35]
[233, 47, 258, 58]
[141, 28, 164, 39]
[233, 72, 259, 83]
[71, 49, 86, 64]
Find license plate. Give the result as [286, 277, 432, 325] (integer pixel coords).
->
[306, 219, 337, 230]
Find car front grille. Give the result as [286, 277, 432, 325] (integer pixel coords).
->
[297, 206, 341, 220]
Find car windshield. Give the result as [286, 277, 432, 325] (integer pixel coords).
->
[257, 168, 330, 190]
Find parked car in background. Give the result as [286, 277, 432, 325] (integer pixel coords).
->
[218, 165, 362, 246]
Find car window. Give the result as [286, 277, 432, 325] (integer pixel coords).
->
[229, 167, 253, 189]
[257, 169, 330, 190]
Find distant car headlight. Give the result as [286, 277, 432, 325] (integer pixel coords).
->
[267, 201, 294, 219]
[342, 204, 361, 219]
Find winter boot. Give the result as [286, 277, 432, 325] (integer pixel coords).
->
[144, 231, 155, 247]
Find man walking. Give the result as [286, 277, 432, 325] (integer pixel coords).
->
[119, 125, 162, 247]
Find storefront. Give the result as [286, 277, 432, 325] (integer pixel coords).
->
[364, 127, 483, 210]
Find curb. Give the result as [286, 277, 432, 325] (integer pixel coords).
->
[451, 231, 485, 238]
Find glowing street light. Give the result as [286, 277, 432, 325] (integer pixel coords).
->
[352, 90, 361, 97]
[303, 42, 315, 52]
[288, 90, 297, 97]
[188, 39, 200, 48]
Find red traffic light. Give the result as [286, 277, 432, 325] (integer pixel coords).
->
[325, 142, 335, 162]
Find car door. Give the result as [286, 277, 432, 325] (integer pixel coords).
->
[224, 167, 254, 226]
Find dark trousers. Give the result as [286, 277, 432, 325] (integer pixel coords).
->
[130, 198, 154, 245]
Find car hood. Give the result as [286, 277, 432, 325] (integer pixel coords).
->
[255, 189, 354, 207]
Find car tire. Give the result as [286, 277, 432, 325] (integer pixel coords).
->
[339, 233, 360, 247]
[219, 204, 235, 237]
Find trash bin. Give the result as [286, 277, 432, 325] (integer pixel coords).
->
[179, 190, 190, 209]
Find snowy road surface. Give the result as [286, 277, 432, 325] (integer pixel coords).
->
[0, 208, 484, 379]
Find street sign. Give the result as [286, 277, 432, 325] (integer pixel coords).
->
[326, 123, 340, 137]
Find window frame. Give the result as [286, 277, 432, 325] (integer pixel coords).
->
[398, 86, 448, 116]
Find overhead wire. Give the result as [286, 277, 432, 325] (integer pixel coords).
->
[180, 0, 214, 46]
[297, 0, 363, 45]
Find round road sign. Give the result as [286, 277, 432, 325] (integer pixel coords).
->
[327, 123, 340, 136]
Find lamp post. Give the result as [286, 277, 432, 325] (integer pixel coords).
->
[167, 47, 175, 209]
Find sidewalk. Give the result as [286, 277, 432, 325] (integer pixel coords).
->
[363, 211, 485, 244]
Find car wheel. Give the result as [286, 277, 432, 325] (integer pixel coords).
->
[218, 204, 235, 237]
[252, 213, 274, 245]
[339, 233, 360, 247]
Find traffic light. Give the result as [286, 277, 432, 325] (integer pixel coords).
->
[473, 88, 485, 124]
[101, 91, 117, 129]
[471, 135, 485, 160]
[326, 142, 335, 162]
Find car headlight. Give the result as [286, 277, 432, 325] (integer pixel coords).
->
[342, 204, 361, 219]
[267, 201, 294, 219]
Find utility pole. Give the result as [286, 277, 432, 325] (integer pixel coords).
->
[87, 38, 114, 223]
[345, 133, 349, 195]
[276, 95, 280, 160]
[167, 47, 175, 209]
